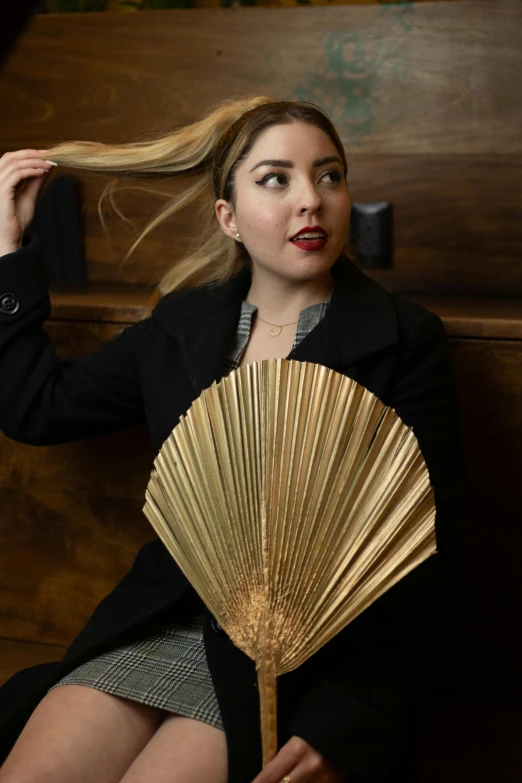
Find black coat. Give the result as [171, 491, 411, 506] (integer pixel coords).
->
[0, 235, 460, 783]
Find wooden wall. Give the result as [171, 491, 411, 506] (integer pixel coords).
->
[43, 0, 473, 11]
[2, 297, 522, 781]
[1, 3, 522, 776]
[0, 0, 520, 295]
[1, 293, 522, 682]
[0, 316, 155, 673]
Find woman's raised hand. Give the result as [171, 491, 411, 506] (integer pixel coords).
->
[0, 149, 56, 256]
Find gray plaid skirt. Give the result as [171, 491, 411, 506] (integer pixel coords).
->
[49, 609, 224, 731]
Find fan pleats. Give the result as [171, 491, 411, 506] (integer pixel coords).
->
[143, 358, 436, 763]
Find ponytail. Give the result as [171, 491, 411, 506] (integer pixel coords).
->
[40, 95, 273, 311]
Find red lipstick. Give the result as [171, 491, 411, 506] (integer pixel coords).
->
[290, 225, 328, 252]
[291, 238, 328, 251]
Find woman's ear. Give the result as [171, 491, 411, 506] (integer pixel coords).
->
[215, 199, 240, 240]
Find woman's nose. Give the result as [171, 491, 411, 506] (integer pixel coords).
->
[297, 183, 323, 214]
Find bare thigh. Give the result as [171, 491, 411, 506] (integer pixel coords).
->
[120, 714, 228, 783]
[0, 684, 166, 783]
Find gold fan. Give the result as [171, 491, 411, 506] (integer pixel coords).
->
[143, 358, 436, 764]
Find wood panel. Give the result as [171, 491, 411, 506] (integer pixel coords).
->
[352, 155, 522, 296]
[102, 0, 476, 8]
[409, 296, 522, 340]
[0, 296, 521, 707]
[2, 2, 519, 155]
[0, 319, 155, 647]
[0, 423, 153, 499]
[48, 287, 152, 323]
[44, 287, 522, 341]
[0, 0, 520, 294]
[447, 338, 522, 703]
[451, 338, 522, 515]
[0, 639, 66, 686]
[1, 321, 521, 679]
[0, 486, 153, 646]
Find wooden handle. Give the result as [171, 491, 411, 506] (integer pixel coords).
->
[258, 654, 278, 767]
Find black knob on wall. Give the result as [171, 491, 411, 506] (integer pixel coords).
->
[350, 202, 393, 269]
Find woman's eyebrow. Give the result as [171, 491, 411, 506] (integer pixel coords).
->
[249, 156, 342, 173]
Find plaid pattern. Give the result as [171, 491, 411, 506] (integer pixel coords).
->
[50, 298, 330, 729]
[221, 299, 330, 376]
[50, 610, 224, 728]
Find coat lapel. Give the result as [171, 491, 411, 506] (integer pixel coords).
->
[152, 267, 250, 393]
[288, 257, 399, 372]
[151, 255, 399, 392]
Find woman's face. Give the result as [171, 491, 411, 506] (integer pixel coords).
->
[216, 121, 351, 284]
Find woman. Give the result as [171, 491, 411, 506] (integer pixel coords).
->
[0, 97, 460, 783]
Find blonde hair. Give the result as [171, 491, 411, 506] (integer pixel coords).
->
[41, 95, 348, 313]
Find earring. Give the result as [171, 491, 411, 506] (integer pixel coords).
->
[236, 232, 241, 240]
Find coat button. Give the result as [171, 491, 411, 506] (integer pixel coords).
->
[0, 293, 20, 315]
[211, 616, 224, 634]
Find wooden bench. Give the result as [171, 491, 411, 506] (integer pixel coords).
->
[2, 290, 521, 782]
[0, 1, 521, 778]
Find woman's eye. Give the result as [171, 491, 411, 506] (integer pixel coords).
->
[322, 169, 342, 183]
[255, 168, 343, 188]
[256, 171, 287, 188]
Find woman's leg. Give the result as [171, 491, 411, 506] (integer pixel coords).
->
[0, 684, 165, 783]
[120, 714, 228, 783]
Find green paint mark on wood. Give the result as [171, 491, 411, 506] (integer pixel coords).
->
[291, 1, 414, 147]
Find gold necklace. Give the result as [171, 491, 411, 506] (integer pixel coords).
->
[256, 315, 298, 337]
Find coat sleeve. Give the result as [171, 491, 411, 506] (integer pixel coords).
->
[287, 308, 461, 783]
[0, 235, 147, 445]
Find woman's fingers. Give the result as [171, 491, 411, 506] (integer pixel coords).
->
[0, 149, 49, 170]
[0, 159, 54, 185]
[250, 737, 322, 783]
[0, 149, 53, 171]
[250, 736, 344, 783]
[250, 740, 299, 783]
[0, 148, 50, 162]
[0, 150, 56, 252]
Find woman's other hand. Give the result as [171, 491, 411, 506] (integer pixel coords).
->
[250, 735, 346, 783]
[0, 149, 56, 255]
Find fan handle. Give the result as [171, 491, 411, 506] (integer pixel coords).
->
[258, 655, 278, 766]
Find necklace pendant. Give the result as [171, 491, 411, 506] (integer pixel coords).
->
[269, 325, 282, 337]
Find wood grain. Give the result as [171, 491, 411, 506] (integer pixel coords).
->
[2, 2, 519, 155]
[0, 638, 66, 687]
[352, 155, 522, 297]
[43, 289, 522, 340]
[0, 487, 153, 646]
[0, 423, 153, 499]
[450, 338, 522, 513]
[409, 296, 522, 340]
[1, 324, 521, 666]
[0, 1, 519, 294]
[48, 287, 152, 324]
[0, 4, 521, 758]
[447, 338, 522, 702]
[0, 318, 154, 647]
